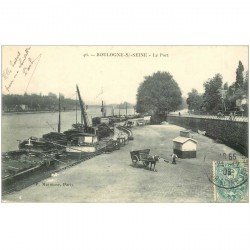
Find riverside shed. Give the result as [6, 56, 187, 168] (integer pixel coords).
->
[173, 136, 197, 158]
[180, 130, 191, 138]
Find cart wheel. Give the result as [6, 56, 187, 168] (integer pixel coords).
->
[132, 155, 139, 166]
[143, 161, 149, 167]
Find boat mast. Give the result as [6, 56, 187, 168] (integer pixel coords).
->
[101, 100, 104, 117]
[75, 91, 78, 124]
[58, 94, 61, 133]
[76, 84, 89, 130]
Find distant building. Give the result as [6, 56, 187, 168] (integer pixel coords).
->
[14, 104, 29, 112]
[236, 95, 248, 111]
[219, 89, 227, 99]
[179, 130, 191, 138]
[2, 105, 9, 112]
[143, 116, 151, 125]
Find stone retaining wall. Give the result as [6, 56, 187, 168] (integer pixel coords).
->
[167, 116, 248, 156]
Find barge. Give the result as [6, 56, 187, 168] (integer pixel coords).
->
[2, 85, 133, 195]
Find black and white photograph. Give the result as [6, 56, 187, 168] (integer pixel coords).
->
[1, 1, 250, 250]
[1, 45, 248, 203]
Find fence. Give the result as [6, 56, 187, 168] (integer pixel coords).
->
[170, 113, 248, 122]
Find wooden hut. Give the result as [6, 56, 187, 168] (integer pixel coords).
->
[180, 130, 191, 138]
[173, 136, 197, 158]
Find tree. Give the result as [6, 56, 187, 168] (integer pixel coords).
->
[225, 64, 248, 111]
[235, 61, 244, 89]
[243, 71, 248, 93]
[223, 83, 229, 90]
[118, 102, 133, 109]
[136, 71, 182, 114]
[48, 92, 57, 98]
[203, 74, 223, 114]
[186, 89, 203, 112]
[2, 93, 79, 112]
[180, 97, 188, 110]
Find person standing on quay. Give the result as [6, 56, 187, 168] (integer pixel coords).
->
[171, 153, 178, 164]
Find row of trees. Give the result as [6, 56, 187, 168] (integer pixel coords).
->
[135, 61, 248, 117]
[116, 102, 134, 109]
[2, 92, 135, 112]
[2, 92, 78, 111]
[187, 61, 248, 114]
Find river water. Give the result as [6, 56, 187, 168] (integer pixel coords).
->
[2, 107, 135, 152]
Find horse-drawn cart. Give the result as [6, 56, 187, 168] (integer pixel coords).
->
[130, 149, 151, 167]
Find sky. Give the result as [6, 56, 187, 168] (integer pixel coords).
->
[2, 46, 248, 105]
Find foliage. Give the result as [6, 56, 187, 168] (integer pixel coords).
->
[235, 61, 244, 89]
[2, 93, 78, 111]
[179, 97, 188, 110]
[225, 61, 248, 111]
[202, 74, 223, 114]
[223, 83, 229, 90]
[136, 71, 182, 114]
[186, 89, 203, 112]
[243, 70, 248, 93]
[194, 61, 248, 114]
[117, 102, 134, 109]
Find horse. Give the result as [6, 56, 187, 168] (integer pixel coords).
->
[147, 155, 160, 171]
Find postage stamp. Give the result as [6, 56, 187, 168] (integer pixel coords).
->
[213, 160, 248, 202]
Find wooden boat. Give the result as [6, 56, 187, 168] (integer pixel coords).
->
[2, 150, 57, 183]
[18, 137, 48, 151]
[66, 134, 98, 155]
[64, 85, 101, 156]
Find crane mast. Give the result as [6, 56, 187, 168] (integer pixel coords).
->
[58, 94, 61, 133]
[76, 84, 89, 130]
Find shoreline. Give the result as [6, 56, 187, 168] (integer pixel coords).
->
[2, 110, 75, 115]
[2, 108, 136, 116]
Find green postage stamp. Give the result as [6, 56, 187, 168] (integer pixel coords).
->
[213, 160, 248, 202]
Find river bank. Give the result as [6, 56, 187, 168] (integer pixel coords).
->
[2, 110, 74, 115]
[3, 123, 246, 202]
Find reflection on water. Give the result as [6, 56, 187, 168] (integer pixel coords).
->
[2, 107, 135, 152]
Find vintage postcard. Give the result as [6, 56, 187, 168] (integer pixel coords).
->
[1, 46, 248, 202]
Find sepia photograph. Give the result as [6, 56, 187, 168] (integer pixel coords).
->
[1, 45, 249, 203]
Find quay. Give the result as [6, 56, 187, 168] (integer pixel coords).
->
[2, 123, 245, 202]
